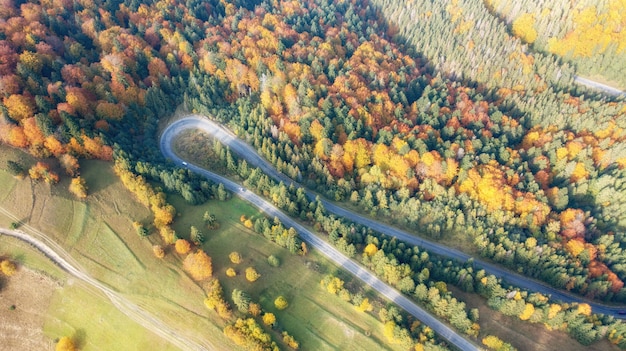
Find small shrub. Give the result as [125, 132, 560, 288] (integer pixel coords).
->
[274, 296, 288, 310]
[267, 255, 280, 267]
[1, 260, 17, 276]
[133, 222, 149, 237]
[229, 251, 242, 264]
[245, 267, 260, 282]
[55, 336, 76, 351]
[152, 245, 165, 259]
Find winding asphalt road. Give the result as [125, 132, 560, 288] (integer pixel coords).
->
[161, 116, 481, 350]
[161, 115, 626, 319]
[574, 76, 626, 97]
[0, 207, 213, 351]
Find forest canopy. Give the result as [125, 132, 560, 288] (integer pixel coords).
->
[1, 0, 626, 304]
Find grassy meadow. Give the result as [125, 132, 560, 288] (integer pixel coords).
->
[0, 144, 401, 350]
[170, 194, 395, 351]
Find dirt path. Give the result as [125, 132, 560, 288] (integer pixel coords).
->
[0, 211, 213, 351]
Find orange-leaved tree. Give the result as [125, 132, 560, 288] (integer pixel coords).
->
[175, 239, 191, 255]
[28, 162, 59, 184]
[183, 250, 213, 281]
[152, 245, 165, 259]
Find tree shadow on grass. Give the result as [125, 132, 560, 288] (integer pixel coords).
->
[74, 328, 86, 349]
[80, 160, 117, 195]
[16, 216, 30, 227]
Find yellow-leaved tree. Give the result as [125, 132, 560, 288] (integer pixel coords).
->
[1, 259, 17, 276]
[229, 251, 242, 264]
[577, 303, 592, 316]
[55, 336, 76, 351]
[274, 296, 288, 310]
[3, 94, 35, 121]
[262, 312, 276, 326]
[245, 267, 260, 282]
[68, 177, 88, 199]
[519, 303, 535, 321]
[357, 298, 373, 312]
[512, 13, 538, 44]
[363, 243, 378, 256]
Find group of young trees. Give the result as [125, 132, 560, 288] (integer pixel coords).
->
[224, 318, 280, 351]
[204, 279, 233, 320]
[220, 257, 300, 350]
[226, 291, 299, 350]
[6, 156, 87, 198]
[321, 273, 447, 349]
[114, 158, 177, 243]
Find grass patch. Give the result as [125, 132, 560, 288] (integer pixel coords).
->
[0, 254, 58, 350]
[0, 235, 180, 351]
[43, 280, 181, 351]
[0, 236, 64, 281]
[0, 171, 17, 203]
[66, 201, 88, 247]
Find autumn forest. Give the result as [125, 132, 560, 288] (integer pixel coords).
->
[2, 0, 626, 350]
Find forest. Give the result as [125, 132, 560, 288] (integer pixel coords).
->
[1, 0, 626, 349]
[485, 0, 626, 89]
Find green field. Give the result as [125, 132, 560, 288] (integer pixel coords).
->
[0, 145, 402, 350]
[170, 194, 395, 350]
[0, 146, 228, 350]
[0, 235, 183, 351]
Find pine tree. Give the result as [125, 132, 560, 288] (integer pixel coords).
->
[190, 226, 205, 245]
